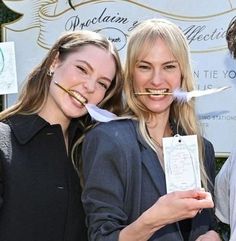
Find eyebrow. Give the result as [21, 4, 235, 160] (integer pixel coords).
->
[76, 60, 113, 83]
[137, 60, 178, 65]
[164, 60, 178, 65]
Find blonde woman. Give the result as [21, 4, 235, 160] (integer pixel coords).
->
[82, 19, 220, 241]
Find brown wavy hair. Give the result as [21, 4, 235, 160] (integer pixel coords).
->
[226, 17, 236, 59]
[0, 30, 124, 120]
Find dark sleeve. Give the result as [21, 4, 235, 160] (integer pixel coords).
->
[203, 139, 216, 196]
[81, 127, 128, 241]
[0, 122, 11, 209]
[0, 123, 8, 208]
[0, 151, 4, 208]
[203, 138, 217, 230]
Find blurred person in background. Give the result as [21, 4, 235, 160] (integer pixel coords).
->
[214, 16, 236, 241]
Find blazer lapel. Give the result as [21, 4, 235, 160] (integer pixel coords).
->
[132, 120, 167, 196]
[141, 148, 167, 196]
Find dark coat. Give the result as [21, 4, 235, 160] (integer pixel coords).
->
[0, 114, 87, 241]
[82, 119, 216, 241]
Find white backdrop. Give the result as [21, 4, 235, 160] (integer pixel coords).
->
[2, 0, 236, 156]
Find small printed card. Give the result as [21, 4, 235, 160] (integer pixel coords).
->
[163, 134, 201, 193]
[0, 41, 18, 95]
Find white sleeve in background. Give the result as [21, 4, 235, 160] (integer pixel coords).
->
[215, 150, 236, 241]
[229, 152, 236, 241]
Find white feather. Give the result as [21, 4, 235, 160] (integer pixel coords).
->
[85, 86, 230, 122]
[85, 103, 129, 122]
[173, 86, 230, 103]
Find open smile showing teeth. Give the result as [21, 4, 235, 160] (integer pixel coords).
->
[69, 90, 88, 104]
[145, 88, 169, 95]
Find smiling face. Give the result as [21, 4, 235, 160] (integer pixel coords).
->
[40, 44, 116, 123]
[133, 38, 182, 114]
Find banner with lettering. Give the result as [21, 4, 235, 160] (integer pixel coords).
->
[2, 0, 236, 155]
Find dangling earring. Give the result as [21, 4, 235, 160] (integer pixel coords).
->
[47, 69, 54, 77]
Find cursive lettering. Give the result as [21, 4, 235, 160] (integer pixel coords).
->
[65, 8, 129, 31]
[181, 25, 226, 44]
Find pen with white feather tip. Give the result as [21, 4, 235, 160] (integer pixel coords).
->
[134, 86, 230, 103]
[54, 81, 125, 122]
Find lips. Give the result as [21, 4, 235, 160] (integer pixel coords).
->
[68, 90, 88, 104]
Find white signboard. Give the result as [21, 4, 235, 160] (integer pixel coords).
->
[0, 42, 18, 94]
[2, 0, 236, 156]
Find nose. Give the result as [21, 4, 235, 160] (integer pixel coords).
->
[151, 69, 164, 85]
[83, 78, 96, 93]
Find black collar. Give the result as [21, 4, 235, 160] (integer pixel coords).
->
[6, 114, 49, 144]
[6, 114, 83, 146]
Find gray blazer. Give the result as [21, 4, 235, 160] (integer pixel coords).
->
[82, 119, 216, 241]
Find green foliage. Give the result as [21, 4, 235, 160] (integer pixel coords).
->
[216, 157, 226, 173]
[0, 2, 21, 34]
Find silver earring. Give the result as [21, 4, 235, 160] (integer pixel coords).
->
[47, 69, 54, 77]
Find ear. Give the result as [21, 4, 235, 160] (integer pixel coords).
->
[49, 52, 60, 72]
